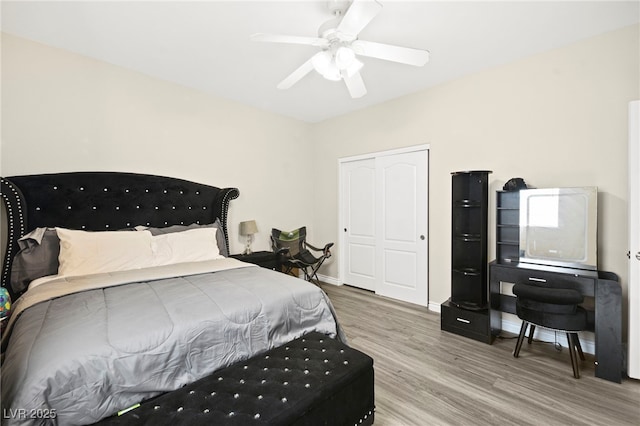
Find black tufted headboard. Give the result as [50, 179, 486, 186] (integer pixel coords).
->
[1, 172, 239, 299]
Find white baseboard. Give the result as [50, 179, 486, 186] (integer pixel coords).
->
[316, 273, 341, 286]
[334, 288, 597, 355]
[428, 301, 595, 354]
[500, 314, 595, 355]
[428, 301, 442, 312]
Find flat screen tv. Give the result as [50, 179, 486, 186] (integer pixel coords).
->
[519, 187, 597, 271]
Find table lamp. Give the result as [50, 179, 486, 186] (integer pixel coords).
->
[239, 220, 258, 255]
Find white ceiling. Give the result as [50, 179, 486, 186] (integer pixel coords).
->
[2, 1, 639, 123]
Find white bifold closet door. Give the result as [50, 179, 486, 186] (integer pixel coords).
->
[340, 147, 428, 306]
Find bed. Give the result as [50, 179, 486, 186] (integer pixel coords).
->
[0, 172, 348, 425]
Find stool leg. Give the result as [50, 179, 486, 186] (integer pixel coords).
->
[527, 324, 536, 344]
[514, 321, 528, 358]
[573, 333, 585, 361]
[567, 333, 580, 379]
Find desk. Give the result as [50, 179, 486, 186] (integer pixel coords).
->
[489, 261, 622, 383]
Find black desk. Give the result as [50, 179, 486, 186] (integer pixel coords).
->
[489, 261, 622, 383]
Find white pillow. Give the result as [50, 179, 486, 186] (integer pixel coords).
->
[57, 228, 155, 277]
[151, 227, 222, 267]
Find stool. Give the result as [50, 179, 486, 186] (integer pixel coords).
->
[513, 282, 588, 379]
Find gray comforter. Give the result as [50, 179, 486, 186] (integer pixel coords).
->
[1, 259, 342, 425]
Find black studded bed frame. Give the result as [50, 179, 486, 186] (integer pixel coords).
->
[1, 172, 239, 300]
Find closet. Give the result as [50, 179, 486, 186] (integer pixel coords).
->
[339, 146, 429, 306]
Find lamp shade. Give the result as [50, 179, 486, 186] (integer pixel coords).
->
[239, 220, 258, 236]
[335, 46, 356, 70]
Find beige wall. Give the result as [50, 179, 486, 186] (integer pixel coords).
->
[2, 24, 639, 312]
[0, 33, 313, 255]
[310, 24, 640, 307]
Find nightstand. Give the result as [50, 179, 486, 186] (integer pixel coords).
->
[230, 251, 279, 271]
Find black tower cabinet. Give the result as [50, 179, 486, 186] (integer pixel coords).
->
[441, 170, 495, 344]
[450, 170, 491, 309]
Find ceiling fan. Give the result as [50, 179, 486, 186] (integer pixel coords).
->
[250, 0, 429, 99]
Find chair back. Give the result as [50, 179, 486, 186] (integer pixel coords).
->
[513, 282, 587, 331]
[271, 227, 307, 258]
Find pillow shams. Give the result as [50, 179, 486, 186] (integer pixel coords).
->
[10, 228, 60, 293]
[57, 228, 156, 277]
[144, 219, 228, 257]
[57, 227, 223, 278]
[152, 228, 222, 266]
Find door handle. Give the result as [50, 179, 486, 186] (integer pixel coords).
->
[636, 252, 640, 261]
[420, 235, 425, 240]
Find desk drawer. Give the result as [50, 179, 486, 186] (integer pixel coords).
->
[492, 266, 595, 295]
[441, 300, 492, 343]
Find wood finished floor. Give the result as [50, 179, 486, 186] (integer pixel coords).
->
[320, 284, 640, 426]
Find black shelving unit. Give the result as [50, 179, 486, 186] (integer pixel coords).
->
[441, 170, 494, 344]
[496, 190, 520, 263]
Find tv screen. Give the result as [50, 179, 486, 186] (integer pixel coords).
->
[519, 187, 597, 270]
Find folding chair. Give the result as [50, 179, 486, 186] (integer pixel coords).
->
[271, 227, 333, 285]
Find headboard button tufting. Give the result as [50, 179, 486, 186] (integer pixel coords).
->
[1, 172, 239, 297]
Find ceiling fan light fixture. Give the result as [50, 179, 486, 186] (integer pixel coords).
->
[322, 62, 342, 81]
[312, 51, 332, 74]
[253, 0, 429, 97]
[312, 50, 342, 81]
[335, 46, 356, 69]
[344, 58, 363, 78]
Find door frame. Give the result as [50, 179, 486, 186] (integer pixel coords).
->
[629, 100, 639, 379]
[338, 144, 430, 297]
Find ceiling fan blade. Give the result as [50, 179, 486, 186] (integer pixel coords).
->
[343, 71, 367, 99]
[250, 33, 329, 48]
[277, 53, 320, 90]
[337, 0, 383, 37]
[352, 40, 429, 66]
